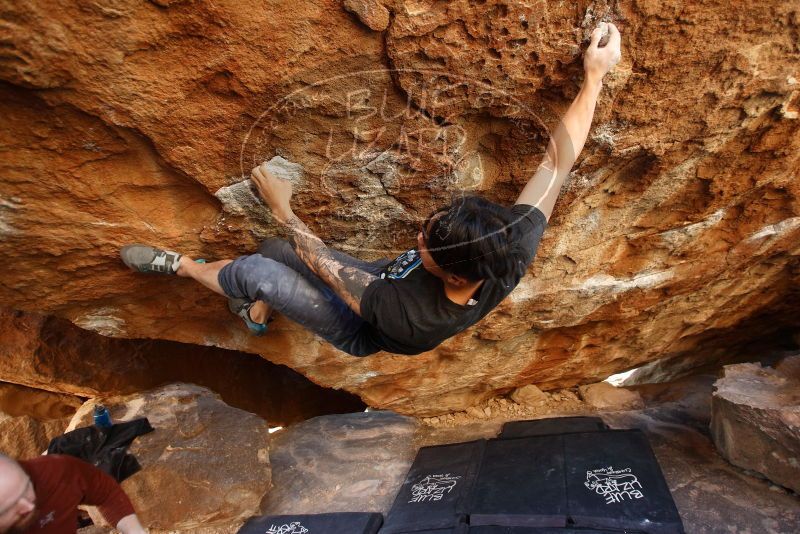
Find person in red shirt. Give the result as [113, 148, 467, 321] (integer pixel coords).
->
[0, 453, 146, 534]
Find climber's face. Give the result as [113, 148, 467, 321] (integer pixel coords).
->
[0, 467, 37, 534]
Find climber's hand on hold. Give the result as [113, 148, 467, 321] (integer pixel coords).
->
[251, 163, 294, 224]
[583, 21, 621, 83]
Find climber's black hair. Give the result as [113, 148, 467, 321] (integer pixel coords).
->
[423, 195, 524, 282]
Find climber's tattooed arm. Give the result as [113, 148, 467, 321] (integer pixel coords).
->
[283, 213, 378, 316]
[248, 161, 378, 315]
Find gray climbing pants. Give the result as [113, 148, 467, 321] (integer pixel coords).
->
[218, 237, 390, 356]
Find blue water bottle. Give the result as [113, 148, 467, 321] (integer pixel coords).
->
[93, 404, 113, 429]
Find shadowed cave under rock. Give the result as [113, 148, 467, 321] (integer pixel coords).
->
[0, 307, 365, 427]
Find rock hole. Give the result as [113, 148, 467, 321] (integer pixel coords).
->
[489, 48, 502, 59]
[492, 4, 509, 18]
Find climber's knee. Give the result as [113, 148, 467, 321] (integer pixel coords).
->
[257, 237, 293, 261]
[217, 254, 283, 302]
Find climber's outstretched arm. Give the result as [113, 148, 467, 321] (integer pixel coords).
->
[515, 22, 622, 222]
[250, 163, 377, 316]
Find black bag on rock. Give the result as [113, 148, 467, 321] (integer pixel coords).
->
[237, 512, 383, 534]
[46, 418, 154, 482]
[381, 440, 485, 533]
[499, 417, 608, 439]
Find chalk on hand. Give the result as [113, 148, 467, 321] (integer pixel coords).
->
[598, 21, 611, 48]
[261, 155, 304, 183]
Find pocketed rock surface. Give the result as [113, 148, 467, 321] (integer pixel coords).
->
[0, 0, 799, 415]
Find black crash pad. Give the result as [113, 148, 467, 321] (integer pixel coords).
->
[499, 417, 608, 440]
[381, 440, 485, 533]
[468, 431, 683, 533]
[469, 435, 568, 528]
[391, 525, 468, 534]
[237, 512, 383, 534]
[469, 528, 629, 533]
[564, 430, 684, 533]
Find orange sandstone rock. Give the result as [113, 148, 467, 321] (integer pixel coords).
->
[0, 0, 798, 415]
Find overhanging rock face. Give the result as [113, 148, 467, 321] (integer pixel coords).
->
[0, 0, 799, 415]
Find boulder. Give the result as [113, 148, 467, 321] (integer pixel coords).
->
[0, 414, 69, 460]
[710, 360, 800, 493]
[0, 0, 799, 415]
[0, 381, 82, 420]
[0, 381, 78, 460]
[67, 384, 271, 532]
[602, 404, 800, 532]
[579, 381, 644, 411]
[261, 411, 417, 515]
[510, 384, 549, 406]
[776, 352, 800, 380]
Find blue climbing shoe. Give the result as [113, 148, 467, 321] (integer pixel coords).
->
[228, 298, 269, 336]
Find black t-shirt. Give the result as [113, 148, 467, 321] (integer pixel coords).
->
[359, 204, 548, 355]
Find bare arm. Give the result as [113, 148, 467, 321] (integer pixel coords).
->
[250, 164, 377, 316]
[516, 22, 622, 221]
[67, 456, 144, 533]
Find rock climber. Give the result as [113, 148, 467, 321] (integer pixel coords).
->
[120, 22, 622, 357]
[0, 453, 147, 534]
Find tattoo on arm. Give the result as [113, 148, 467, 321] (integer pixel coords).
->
[283, 214, 378, 316]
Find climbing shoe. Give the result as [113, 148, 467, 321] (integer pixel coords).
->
[120, 244, 183, 274]
[228, 298, 271, 336]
